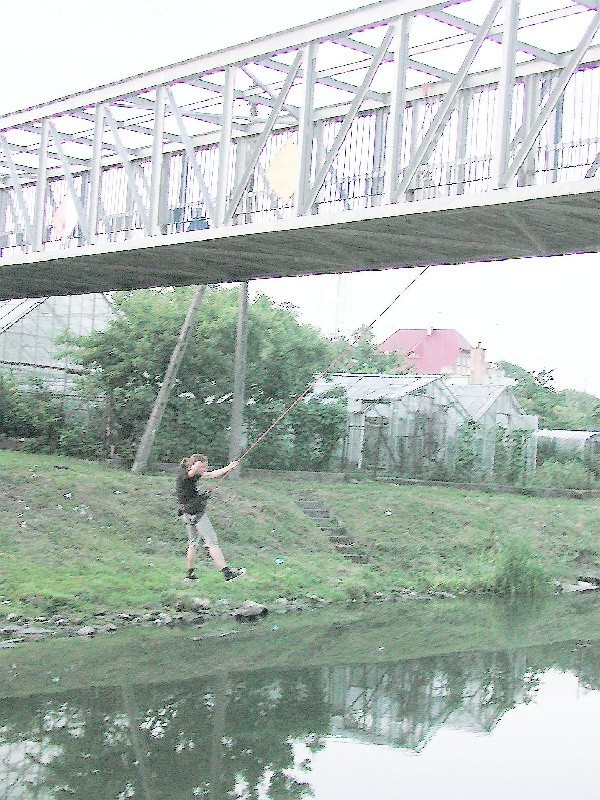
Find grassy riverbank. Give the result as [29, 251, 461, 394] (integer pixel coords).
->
[1, 450, 599, 619]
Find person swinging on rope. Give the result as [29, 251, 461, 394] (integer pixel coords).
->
[176, 453, 245, 582]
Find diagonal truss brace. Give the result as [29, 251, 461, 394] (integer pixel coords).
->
[426, 8, 563, 66]
[103, 107, 151, 231]
[241, 65, 300, 120]
[396, 0, 503, 198]
[223, 50, 303, 225]
[49, 121, 90, 241]
[300, 25, 396, 215]
[165, 87, 217, 223]
[0, 135, 35, 244]
[500, 9, 600, 187]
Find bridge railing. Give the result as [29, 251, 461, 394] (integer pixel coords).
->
[1, 0, 599, 263]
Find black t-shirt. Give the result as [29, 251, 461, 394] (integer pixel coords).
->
[176, 467, 211, 516]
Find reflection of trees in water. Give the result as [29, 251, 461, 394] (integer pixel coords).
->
[0, 670, 327, 799]
[0, 643, 597, 798]
[325, 651, 537, 750]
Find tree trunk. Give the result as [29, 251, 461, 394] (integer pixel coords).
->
[131, 285, 205, 474]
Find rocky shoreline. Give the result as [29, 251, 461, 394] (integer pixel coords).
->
[2, 578, 599, 650]
[0, 596, 314, 648]
[0, 590, 450, 648]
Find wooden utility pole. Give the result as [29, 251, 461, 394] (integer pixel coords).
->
[228, 282, 249, 477]
[131, 285, 205, 474]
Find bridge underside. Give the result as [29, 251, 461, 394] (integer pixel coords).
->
[0, 183, 597, 300]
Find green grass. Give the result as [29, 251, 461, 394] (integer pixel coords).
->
[1, 451, 599, 618]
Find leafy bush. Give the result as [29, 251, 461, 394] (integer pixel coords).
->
[532, 459, 596, 489]
[492, 535, 551, 597]
[61, 287, 371, 469]
[0, 372, 36, 437]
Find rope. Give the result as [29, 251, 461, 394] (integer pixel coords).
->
[235, 265, 431, 466]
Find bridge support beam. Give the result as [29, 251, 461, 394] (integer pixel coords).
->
[228, 282, 249, 477]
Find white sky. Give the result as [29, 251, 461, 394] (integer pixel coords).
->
[1, 0, 599, 396]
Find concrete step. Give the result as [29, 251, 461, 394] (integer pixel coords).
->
[297, 495, 368, 564]
[329, 534, 354, 544]
[344, 553, 370, 563]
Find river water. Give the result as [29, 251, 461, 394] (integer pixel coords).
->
[2, 599, 600, 799]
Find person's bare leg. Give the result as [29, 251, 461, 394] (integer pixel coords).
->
[186, 542, 197, 571]
[207, 544, 227, 570]
[198, 515, 227, 571]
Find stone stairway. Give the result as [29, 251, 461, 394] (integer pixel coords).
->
[297, 495, 369, 564]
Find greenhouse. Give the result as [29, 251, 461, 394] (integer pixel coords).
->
[0, 293, 115, 394]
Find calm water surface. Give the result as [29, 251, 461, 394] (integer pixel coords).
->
[1, 615, 599, 799]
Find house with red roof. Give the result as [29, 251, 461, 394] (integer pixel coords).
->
[378, 328, 504, 384]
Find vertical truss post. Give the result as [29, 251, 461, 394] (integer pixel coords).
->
[0, 189, 7, 244]
[501, 9, 600, 186]
[125, 180, 135, 239]
[158, 149, 171, 233]
[228, 281, 249, 475]
[405, 97, 421, 200]
[149, 86, 166, 235]
[383, 15, 411, 204]
[234, 134, 251, 224]
[80, 166, 91, 247]
[177, 153, 188, 224]
[216, 66, 236, 227]
[492, 0, 519, 189]
[455, 88, 470, 195]
[33, 120, 50, 250]
[548, 91, 564, 183]
[295, 42, 317, 216]
[519, 75, 541, 186]
[371, 106, 387, 204]
[88, 104, 105, 244]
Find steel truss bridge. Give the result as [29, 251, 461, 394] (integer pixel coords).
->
[0, 0, 599, 300]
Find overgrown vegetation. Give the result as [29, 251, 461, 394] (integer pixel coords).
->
[0, 287, 402, 468]
[2, 293, 598, 490]
[500, 361, 600, 431]
[492, 534, 552, 597]
[1, 451, 598, 619]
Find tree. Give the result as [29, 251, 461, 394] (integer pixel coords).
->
[63, 287, 386, 468]
[330, 327, 407, 374]
[499, 361, 600, 430]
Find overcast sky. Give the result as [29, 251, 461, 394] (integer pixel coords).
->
[2, 0, 599, 396]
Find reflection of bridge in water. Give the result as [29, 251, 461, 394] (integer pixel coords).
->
[1, 0, 599, 299]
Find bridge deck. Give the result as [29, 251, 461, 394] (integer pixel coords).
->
[0, 181, 597, 299]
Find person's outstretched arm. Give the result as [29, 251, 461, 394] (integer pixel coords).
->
[203, 460, 240, 479]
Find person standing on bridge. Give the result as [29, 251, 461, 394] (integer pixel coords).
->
[176, 453, 245, 582]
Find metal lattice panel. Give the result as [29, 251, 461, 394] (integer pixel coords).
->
[0, 0, 599, 298]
